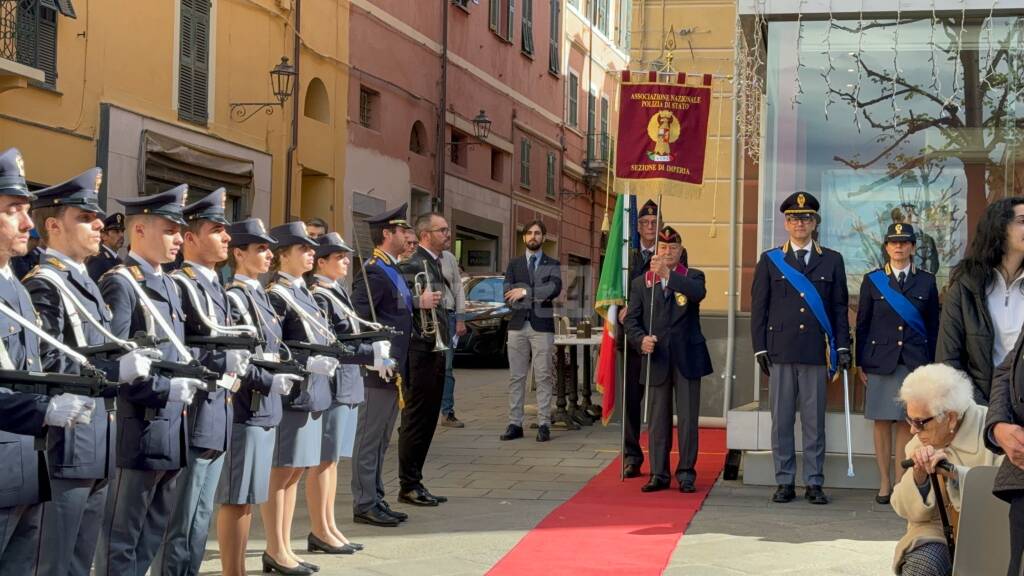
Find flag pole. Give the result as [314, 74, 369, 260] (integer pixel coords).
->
[643, 192, 663, 426]
[619, 185, 631, 481]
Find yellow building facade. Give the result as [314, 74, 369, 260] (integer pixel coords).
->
[0, 0, 349, 229]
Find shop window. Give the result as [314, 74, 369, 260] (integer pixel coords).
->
[358, 86, 380, 130]
[178, 0, 211, 125]
[409, 121, 427, 155]
[303, 78, 330, 123]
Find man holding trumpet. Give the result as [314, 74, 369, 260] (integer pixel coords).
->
[397, 212, 451, 507]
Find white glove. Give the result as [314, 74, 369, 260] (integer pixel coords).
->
[306, 355, 339, 377]
[371, 340, 392, 371]
[375, 358, 396, 380]
[224, 350, 252, 375]
[168, 377, 206, 405]
[45, 393, 95, 428]
[118, 348, 163, 383]
[272, 373, 303, 395]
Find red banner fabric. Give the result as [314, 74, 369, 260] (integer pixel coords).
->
[615, 81, 713, 185]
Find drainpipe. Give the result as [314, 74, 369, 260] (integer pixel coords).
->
[284, 0, 301, 221]
[435, 0, 449, 212]
[722, 23, 741, 425]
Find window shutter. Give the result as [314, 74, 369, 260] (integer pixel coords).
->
[489, 0, 499, 32]
[521, 0, 533, 54]
[178, 0, 210, 125]
[548, 0, 559, 73]
[36, 6, 58, 88]
[568, 73, 578, 127]
[600, 97, 609, 159]
[546, 152, 556, 198]
[506, 0, 514, 42]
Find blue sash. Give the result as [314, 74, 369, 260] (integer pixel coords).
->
[376, 258, 413, 311]
[866, 269, 927, 339]
[765, 248, 838, 376]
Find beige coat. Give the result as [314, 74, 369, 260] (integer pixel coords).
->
[890, 403, 1001, 573]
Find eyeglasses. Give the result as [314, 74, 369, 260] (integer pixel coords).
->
[905, 415, 937, 430]
[637, 219, 658, 227]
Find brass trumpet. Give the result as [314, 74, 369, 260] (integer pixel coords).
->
[413, 262, 450, 352]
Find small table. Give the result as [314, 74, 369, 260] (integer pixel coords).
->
[550, 333, 603, 430]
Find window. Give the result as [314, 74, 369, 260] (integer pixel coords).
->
[519, 137, 532, 188]
[548, 0, 560, 74]
[178, 0, 211, 125]
[490, 148, 505, 182]
[617, 0, 632, 49]
[450, 129, 468, 168]
[489, 0, 514, 42]
[568, 0, 579, 8]
[452, 0, 470, 8]
[546, 152, 556, 198]
[358, 86, 379, 129]
[14, 1, 62, 89]
[600, 96, 609, 160]
[586, 89, 596, 162]
[521, 0, 533, 56]
[409, 121, 427, 155]
[567, 72, 579, 127]
[467, 277, 505, 303]
[590, 0, 609, 35]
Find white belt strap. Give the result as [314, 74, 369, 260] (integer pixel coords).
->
[268, 284, 334, 343]
[31, 267, 87, 347]
[311, 286, 362, 335]
[0, 300, 93, 368]
[115, 268, 193, 363]
[171, 272, 256, 338]
[32, 267, 133, 351]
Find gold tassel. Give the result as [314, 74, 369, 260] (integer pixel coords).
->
[395, 374, 405, 409]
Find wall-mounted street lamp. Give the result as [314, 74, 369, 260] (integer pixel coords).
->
[446, 110, 492, 147]
[229, 57, 297, 122]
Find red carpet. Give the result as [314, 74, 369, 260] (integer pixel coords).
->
[487, 428, 727, 576]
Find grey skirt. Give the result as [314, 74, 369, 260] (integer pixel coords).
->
[217, 424, 275, 505]
[321, 404, 359, 462]
[865, 365, 910, 422]
[274, 410, 324, 468]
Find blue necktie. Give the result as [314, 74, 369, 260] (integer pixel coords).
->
[529, 255, 538, 275]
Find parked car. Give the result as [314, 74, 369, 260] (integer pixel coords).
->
[455, 275, 511, 362]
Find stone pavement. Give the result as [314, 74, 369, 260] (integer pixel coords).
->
[197, 366, 904, 575]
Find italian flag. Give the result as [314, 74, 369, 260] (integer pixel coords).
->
[595, 193, 628, 425]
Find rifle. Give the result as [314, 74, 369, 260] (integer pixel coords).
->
[186, 334, 265, 350]
[75, 332, 165, 358]
[283, 340, 360, 362]
[1, 364, 118, 399]
[334, 328, 398, 343]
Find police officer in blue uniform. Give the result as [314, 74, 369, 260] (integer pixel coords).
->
[156, 188, 251, 575]
[751, 191, 852, 506]
[11, 228, 43, 280]
[856, 222, 939, 504]
[87, 213, 125, 282]
[0, 149, 97, 575]
[94, 185, 207, 576]
[624, 226, 712, 493]
[24, 167, 160, 576]
[350, 204, 414, 527]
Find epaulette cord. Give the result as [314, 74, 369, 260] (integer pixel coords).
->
[45, 256, 66, 271]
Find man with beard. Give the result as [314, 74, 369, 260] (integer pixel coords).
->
[87, 213, 124, 282]
[500, 220, 562, 443]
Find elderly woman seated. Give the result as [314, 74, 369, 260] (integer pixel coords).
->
[891, 363, 1001, 575]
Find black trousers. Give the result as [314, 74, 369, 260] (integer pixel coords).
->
[399, 346, 445, 493]
[648, 367, 701, 483]
[1009, 493, 1024, 576]
[622, 347, 646, 467]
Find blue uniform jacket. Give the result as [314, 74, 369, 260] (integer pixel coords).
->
[351, 250, 412, 390]
[624, 267, 713, 383]
[225, 278, 281, 427]
[0, 271, 48, 507]
[750, 241, 852, 365]
[267, 273, 333, 413]
[311, 277, 372, 406]
[173, 263, 233, 452]
[99, 256, 189, 470]
[855, 265, 939, 375]
[23, 255, 117, 481]
[86, 244, 121, 283]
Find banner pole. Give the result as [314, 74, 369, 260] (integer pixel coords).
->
[643, 192, 663, 427]
[619, 185, 631, 481]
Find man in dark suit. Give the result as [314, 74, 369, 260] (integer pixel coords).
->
[350, 203, 415, 527]
[500, 219, 562, 442]
[397, 212, 450, 507]
[624, 226, 712, 493]
[86, 212, 124, 282]
[986, 331, 1024, 576]
[751, 191, 851, 505]
[95, 186, 207, 575]
[621, 199, 660, 477]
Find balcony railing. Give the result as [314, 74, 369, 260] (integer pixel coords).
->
[1, 0, 60, 88]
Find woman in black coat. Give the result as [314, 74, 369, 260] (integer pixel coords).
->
[936, 197, 1024, 404]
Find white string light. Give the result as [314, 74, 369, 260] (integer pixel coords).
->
[945, 0, 968, 111]
[891, 1, 901, 128]
[821, 0, 836, 120]
[928, 1, 941, 93]
[853, 0, 865, 132]
[792, 0, 807, 107]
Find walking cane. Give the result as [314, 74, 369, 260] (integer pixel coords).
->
[901, 458, 957, 559]
[842, 366, 855, 477]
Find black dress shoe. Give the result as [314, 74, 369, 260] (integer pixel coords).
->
[772, 484, 796, 503]
[536, 424, 551, 442]
[875, 492, 891, 505]
[641, 478, 670, 493]
[344, 542, 364, 551]
[299, 561, 319, 573]
[353, 507, 400, 527]
[623, 463, 641, 478]
[307, 533, 355, 554]
[500, 423, 524, 441]
[805, 485, 829, 505]
[399, 487, 439, 507]
[679, 480, 696, 493]
[422, 487, 448, 503]
[261, 552, 313, 574]
[379, 500, 408, 522]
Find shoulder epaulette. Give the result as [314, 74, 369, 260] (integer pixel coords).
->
[180, 265, 197, 279]
[100, 264, 135, 282]
[44, 257, 66, 271]
[277, 277, 292, 288]
[129, 265, 144, 281]
[226, 280, 246, 291]
[21, 265, 40, 280]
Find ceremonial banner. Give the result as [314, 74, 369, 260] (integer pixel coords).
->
[595, 193, 627, 425]
[615, 75, 712, 185]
